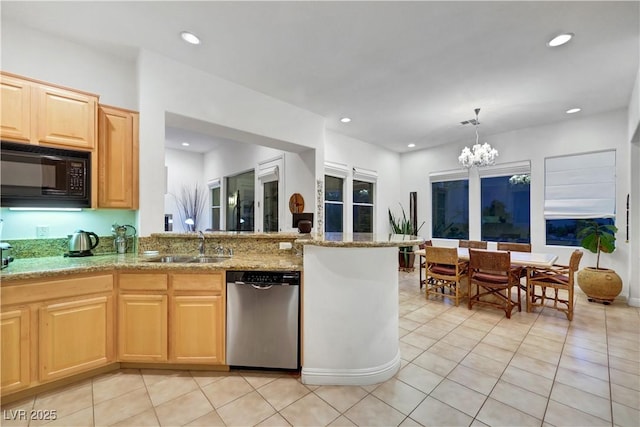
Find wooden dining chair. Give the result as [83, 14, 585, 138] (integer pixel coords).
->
[418, 240, 433, 289]
[468, 249, 522, 318]
[526, 250, 583, 320]
[497, 242, 531, 283]
[459, 240, 488, 249]
[497, 242, 531, 252]
[425, 246, 468, 306]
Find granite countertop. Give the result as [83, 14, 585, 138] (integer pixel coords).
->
[152, 232, 302, 240]
[298, 233, 423, 248]
[0, 252, 303, 282]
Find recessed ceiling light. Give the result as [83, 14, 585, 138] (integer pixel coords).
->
[566, 108, 581, 114]
[407, 143, 416, 148]
[181, 142, 190, 147]
[340, 117, 351, 123]
[180, 31, 201, 45]
[547, 33, 574, 47]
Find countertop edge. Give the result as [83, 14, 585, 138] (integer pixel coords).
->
[0, 254, 303, 283]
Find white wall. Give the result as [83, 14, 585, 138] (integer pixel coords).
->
[1, 20, 137, 109]
[324, 131, 402, 234]
[0, 209, 136, 240]
[627, 68, 640, 307]
[164, 148, 205, 233]
[401, 109, 632, 300]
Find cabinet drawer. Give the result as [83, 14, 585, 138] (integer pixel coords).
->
[119, 273, 168, 291]
[172, 273, 223, 292]
[1, 274, 113, 306]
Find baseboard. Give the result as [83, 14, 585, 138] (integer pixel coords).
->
[300, 350, 401, 386]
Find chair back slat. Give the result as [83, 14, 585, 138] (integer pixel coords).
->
[425, 246, 458, 265]
[460, 240, 488, 249]
[469, 249, 511, 272]
[569, 250, 583, 272]
[497, 242, 531, 252]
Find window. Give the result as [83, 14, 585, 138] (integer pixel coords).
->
[431, 180, 469, 239]
[481, 175, 530, 242]
[210, 186, 221, 230]
[226, 170, 255, 231]
[546, 218, 615, 246]
[324, 175, 344, 232]
[353, 180, 374, 232]
[544, 151, 616, 246]
[263, 180, 278, 232]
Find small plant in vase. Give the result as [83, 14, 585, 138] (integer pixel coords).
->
[576, 220, 622, 304]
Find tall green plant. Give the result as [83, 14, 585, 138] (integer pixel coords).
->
[578, 220, 617, 269]
[388, 203, 424, 267]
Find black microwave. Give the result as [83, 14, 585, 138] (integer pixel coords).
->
[0, 141, 91, 208]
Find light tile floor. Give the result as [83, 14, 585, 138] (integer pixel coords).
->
[2, 269, 639, 427]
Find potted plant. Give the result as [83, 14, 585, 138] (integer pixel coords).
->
[576, 220, 622, 304]
[388, 205, 424, 271]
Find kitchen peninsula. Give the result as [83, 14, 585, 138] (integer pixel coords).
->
[299, 233, 422, 386]
[0, 232, 419, 401]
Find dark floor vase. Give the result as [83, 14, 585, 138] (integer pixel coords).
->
[399, 251, 415, 271]
[577, 267, 622, 304]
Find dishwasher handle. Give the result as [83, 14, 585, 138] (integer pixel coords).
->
[232, 281, 275, 290]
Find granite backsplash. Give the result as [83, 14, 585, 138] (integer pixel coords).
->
[6, 232, 304, 259]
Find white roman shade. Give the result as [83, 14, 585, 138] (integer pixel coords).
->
[258, 156, 283, 183]
[207, 178, 221, 189]
[257, 165, 279, 182]
[544, 150, 616, 219]
[429, 169, 469, 183]
[352, 166, 378, 182]
[478, 160, 530, 178]
[324, 161, 349, 178]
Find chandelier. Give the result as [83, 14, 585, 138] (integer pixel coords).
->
[458, 108, 498, 168]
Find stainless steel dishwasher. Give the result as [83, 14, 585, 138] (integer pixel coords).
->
[226, 270, 300, 370]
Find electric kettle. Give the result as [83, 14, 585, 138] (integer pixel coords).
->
[68, 230, 100, 256]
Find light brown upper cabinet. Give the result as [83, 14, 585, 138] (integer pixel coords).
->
[0, 74, 32, 143]
[98, 105, 139, 209]
[0, 72, 98, 150]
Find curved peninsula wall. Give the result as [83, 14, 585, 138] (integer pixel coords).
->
[299, 233, 422, 386]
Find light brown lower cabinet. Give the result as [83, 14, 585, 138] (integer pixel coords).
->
[117, 294, 168, 362]
[39, 295, 114, 382]
[0, 270, 226, 399]
[0, 273, 115, 397]
[117, 271, 225, 365]
[171, 295, 224, 364]
[0, 307, 30, 393]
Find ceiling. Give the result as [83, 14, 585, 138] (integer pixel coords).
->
[3, 1, 638, 153]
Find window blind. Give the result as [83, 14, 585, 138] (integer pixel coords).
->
[429, 169, 469, 183]
[544, 150, 616, 219]
[352, 166, 378, 182]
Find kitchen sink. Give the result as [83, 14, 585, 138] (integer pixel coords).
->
[145, 255, 228, 263]
[189, 256, 228, 263]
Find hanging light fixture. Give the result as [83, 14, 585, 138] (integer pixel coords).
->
[458, 108, 499, 168]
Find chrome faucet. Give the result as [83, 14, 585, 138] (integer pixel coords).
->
[214, 245, 233, 257]
[198, 231, 206, 256]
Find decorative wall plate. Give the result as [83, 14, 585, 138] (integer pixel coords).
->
[289, 193, 305, 213]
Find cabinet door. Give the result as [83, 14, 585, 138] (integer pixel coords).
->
[171, 295, 224, 364]
[118, 294, 167, 362]
[1, 308, 30, 394]
[98, 106, 139, 209]
[37, 85, 97, 149]
[39, 296, 113, 382]
[0, 75, 32, 143]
